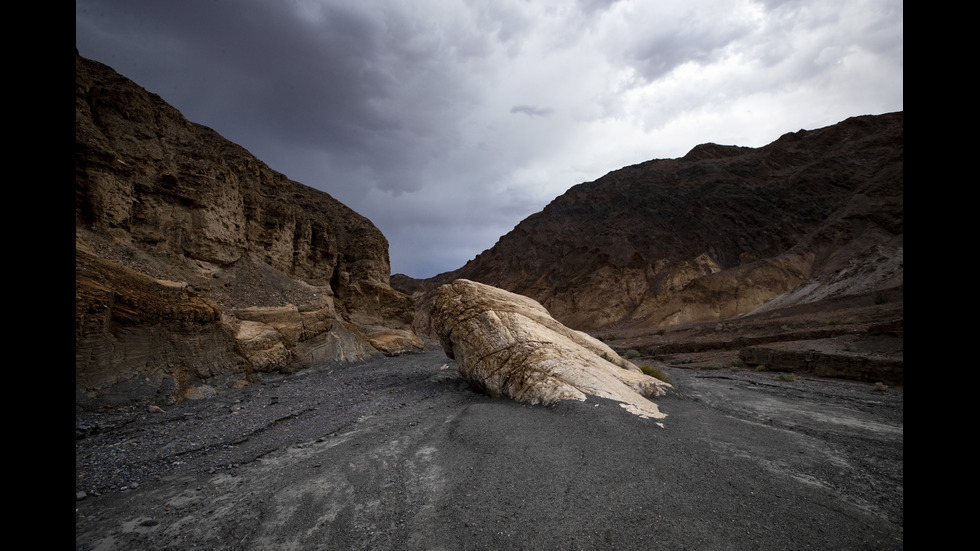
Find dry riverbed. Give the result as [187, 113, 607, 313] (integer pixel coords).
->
[76, 347, 902, 550]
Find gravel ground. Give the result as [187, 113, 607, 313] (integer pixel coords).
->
[76, 347, 903, 550]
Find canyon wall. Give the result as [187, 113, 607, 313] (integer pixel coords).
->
[76, 52, 421, 410]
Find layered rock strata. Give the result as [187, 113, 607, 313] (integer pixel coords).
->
[739, 344, 903, 385]
[76, 52, 421, 409]
[431, 279, 672, 420]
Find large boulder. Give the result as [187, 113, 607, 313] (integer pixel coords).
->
[431, 279, 671, 420]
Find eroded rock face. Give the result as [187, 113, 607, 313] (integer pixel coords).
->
[432, 280, 671, 420]
[75, 52, 422, 409]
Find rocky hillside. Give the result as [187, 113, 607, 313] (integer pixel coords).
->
[396, 112, 903, 338]
[76, 52, 422, 410]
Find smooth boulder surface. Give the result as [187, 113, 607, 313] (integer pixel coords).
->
[431, 279, 672, 420]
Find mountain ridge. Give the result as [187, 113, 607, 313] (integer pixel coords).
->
[394, 111, 903, 342]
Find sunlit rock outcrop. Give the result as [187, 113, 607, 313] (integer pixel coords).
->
[431, 279, 671, 420]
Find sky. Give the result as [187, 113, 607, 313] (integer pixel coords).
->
[75, 0, 903, 279]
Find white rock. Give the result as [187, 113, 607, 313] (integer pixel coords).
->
[431, 279, 671, 420]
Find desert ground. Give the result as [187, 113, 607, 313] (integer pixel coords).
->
[76, 333, 902, 550]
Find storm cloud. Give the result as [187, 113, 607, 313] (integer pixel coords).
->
[76, 0, 903, 278]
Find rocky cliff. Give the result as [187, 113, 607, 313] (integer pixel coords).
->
[76, 52, 422, 410]
[397, 112, 903, 335]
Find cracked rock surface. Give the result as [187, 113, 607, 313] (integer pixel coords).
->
[431, 279, 672, 420]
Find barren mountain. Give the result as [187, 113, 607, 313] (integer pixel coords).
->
[395, 112, 902, 384]
[75, 53, 901, 549]
[76, 52, 421, 410]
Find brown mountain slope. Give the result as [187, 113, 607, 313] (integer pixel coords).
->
[76, 52, 421, 410]
[396, 112, 903, 345]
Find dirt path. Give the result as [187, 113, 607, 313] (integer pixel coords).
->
[76, 348, 902, 550]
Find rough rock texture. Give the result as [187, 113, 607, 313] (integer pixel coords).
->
[596, 289, 903, 387]
[397, 112, 903, 335]
[76, 52, 421, 410]
[739, 343, 903, 385]
[431, 279, 672, 420]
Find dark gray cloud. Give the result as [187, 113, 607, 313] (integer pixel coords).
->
[619, 7, 756, 82]
[78, 0, 456, 195]
[511, 105, 555, 117]
[577, 0, 626, 16]
[76, 0, 903, 278]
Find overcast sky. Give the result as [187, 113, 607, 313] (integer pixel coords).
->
[76, 0, 903, 279]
